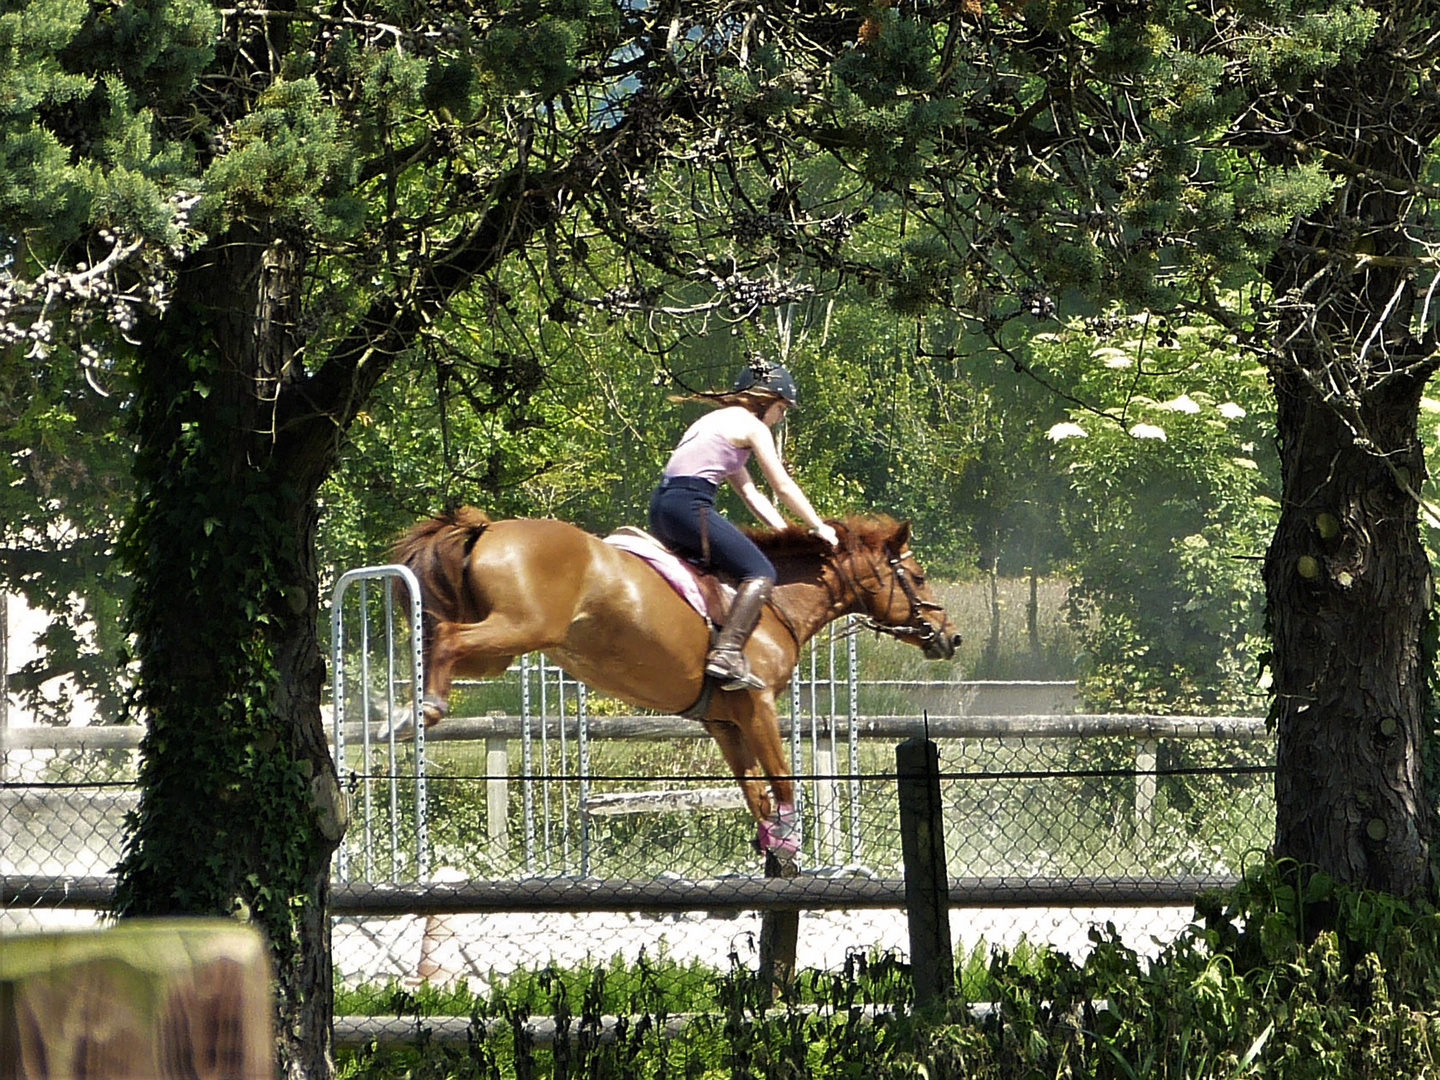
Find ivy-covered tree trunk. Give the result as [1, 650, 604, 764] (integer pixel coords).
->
[114, 226, 346, 1079]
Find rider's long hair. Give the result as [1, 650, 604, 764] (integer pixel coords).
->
[667, 388, 782, 417]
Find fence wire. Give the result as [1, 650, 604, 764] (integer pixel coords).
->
[2, 720, 1274, 1008]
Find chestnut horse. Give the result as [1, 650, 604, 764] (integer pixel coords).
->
[390, 508, 961, 862]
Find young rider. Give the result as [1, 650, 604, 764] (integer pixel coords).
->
[649, 359, 839, 690]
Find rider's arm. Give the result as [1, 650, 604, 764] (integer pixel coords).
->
[737, 415, 834, 540]
[729, 468, 788, 531]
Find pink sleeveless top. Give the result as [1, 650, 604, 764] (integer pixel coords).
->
[662, 409, 751, 485]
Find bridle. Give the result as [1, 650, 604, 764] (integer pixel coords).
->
[839, 544, 946, 649]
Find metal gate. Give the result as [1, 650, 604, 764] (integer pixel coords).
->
[330, 564, 428, 882]
[329, 565, 870, 882]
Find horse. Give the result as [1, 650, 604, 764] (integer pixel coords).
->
[389, 508, 961, 864]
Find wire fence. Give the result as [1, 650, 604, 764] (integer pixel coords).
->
[0, 710, 1274, 1010]
[0, 569, 1275, 1019]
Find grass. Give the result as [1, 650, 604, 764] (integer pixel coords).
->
[334, 866, 1440, 1079]
[333, 938, 1065, 1080]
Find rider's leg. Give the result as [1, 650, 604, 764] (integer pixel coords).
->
[649, 475, 778, 690]
[705, 575, 774, 690]
[695, 509, 778, 689]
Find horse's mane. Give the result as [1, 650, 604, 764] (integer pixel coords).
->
[745, 514, 901, 556]
[390, 507, 493, 623]
[743, 514, 902, 584]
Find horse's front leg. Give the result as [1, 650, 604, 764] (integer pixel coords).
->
[707, 694, 801, 864]
[741, 692, 800, 863]
[701, 720, 770, 818]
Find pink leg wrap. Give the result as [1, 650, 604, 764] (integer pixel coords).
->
[758, 802, 800, 856]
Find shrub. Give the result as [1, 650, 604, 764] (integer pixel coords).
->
[884, 860, 1440, 1079]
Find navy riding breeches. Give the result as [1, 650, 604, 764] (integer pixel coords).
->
[647, 476, 776, 582]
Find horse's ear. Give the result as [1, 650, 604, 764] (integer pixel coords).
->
[893, 519, 912, 548]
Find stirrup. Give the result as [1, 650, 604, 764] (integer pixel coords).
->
[705, 650, 764, 691]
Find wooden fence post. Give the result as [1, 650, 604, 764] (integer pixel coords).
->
[758, 851, 799, 997]
[897, 736, 953, 1005]
[814, 739, 839, 863]
[0, 919, 274, 1080]
[1133, 737, 1158, 852]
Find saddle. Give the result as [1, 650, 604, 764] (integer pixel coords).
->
[603, 526, 736, 625]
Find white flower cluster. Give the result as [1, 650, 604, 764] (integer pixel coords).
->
[0, 189, 203, 367]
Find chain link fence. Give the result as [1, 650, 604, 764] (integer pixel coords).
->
[1, 571, 1275, 1027]
[0, 700, 1274, 1010]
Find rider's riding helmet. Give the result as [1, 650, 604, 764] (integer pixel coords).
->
[733, 356, 798, 407]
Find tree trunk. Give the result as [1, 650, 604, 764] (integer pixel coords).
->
[1254, 38, 1440, 898]
[114, 227, 345, 1079]
[979, 555, 1001, 677]
[1026, 567, 1040, 669]
[1263, 362, 1434, 897]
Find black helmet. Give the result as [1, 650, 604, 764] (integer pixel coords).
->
[733, 357, 798, 407]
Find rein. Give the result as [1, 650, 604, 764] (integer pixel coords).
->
[766, 597, 804, 651]
[836, 544, 944, 648]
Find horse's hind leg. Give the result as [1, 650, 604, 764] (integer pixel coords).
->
[424, 612, 559, 722]
[381, 648, 512, 742]
[417, 653, 514, 724]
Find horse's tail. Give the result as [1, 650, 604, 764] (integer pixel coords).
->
[390, 507, 493, 624]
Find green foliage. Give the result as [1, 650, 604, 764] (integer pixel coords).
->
[1235, 1, 1378, 86]
[0, 325, 133, 723]
[884, 862, 1440, 1079]
[474, 14, 584, 99]
[62, 0, 219, 103]
[337, 951, 928, 1079]
[200, 77, 357, 233]
[831, 13, 939, 105]
[334, 865, 1440, 1079]
[881, 234, 960, 315]
[1025, 314, 1277, 713]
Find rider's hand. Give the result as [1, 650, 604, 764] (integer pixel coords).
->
[811, 523, 839, 548]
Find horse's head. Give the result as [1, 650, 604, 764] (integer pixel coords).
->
[834, 517, 962, 660]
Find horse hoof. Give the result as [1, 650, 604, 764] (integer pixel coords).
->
[421, 695, 448, 723]
[758, 803, 801, 857]
[376, 717, 416, 742]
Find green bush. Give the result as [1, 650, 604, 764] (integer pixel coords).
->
[337, 863, 1440, 1079]
[885, 861, 1440, 1079]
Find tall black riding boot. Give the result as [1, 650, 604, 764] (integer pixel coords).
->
[705, 577, 774, 690]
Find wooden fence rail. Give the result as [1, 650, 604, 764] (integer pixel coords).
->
[0, 712, 1269, 751]
[2, 872, 1240, 914]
